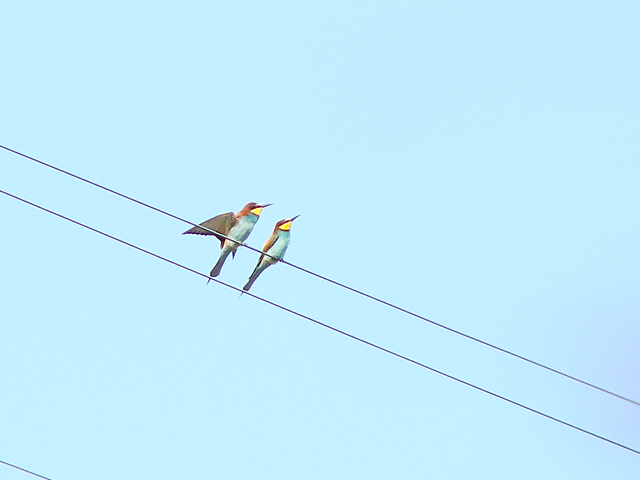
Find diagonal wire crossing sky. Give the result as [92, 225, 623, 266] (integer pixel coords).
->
[1, 143, 638, 407]
[1, 186, 639, 458]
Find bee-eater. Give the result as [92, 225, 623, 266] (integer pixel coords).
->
[243, 215, 299, 292]
[183, 202, 271, 277]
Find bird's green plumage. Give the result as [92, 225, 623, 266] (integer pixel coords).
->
[243, 221, 294, 291]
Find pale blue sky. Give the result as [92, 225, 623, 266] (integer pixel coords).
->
[2, 1, 640, 479]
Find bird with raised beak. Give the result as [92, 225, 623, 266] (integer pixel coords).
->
[243, 215, 299, 292]
[183, 202, 271, 278]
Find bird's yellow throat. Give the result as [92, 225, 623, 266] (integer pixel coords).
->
[250, 207, 264, 216]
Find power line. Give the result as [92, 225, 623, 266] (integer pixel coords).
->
[0, 144, 272, 259]
[0, 459, 55, 480]
[2, 144, 638, 408]
[1, 187, 639, 457]
[277, 259, 640, 406]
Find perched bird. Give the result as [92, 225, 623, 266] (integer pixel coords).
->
[243, 215, 299, 292]
[183, 202, 271, 278]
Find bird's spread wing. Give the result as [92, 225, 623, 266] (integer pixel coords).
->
[182, 212, 237, 245]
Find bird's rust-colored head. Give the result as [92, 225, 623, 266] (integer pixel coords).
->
[238, 202, 272, 217]
[276, 215, 300, 231]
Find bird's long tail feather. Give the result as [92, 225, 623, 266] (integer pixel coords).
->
[243, 263, 268, 291]
[210, 249, 232, 278]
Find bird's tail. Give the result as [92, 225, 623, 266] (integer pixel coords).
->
[210, 249, 232, 278]
[243, 263, 268, 292]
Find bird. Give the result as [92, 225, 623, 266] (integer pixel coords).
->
[183, 202, 271, 278]
[243, 215, 299, 292]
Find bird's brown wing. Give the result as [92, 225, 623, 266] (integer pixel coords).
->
[262, 233, 278, 252]
[257, 233, 278, 262]
[182, 212, 237, 246]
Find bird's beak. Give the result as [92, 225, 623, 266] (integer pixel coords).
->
[279, 215, 300, 231]
[251, 203, 272, 216]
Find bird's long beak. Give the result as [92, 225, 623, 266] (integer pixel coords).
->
[251, 203, 272, 216]
[279, 215, 300, 231]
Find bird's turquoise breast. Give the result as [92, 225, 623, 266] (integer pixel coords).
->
[269, 231, 290, 260]
[228, 214, 258, 242]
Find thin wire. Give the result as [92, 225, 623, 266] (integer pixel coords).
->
[0, 459, 55, 480]
[0, 144, 268, 258]
[279, 259, 640, 407]
[2, 144, 639, 408]
[1, 187, 639, 457]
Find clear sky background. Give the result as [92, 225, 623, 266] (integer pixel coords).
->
[1, 1, 639, 479]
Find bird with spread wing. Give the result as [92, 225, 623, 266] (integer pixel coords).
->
[183, 202, 271, 278]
